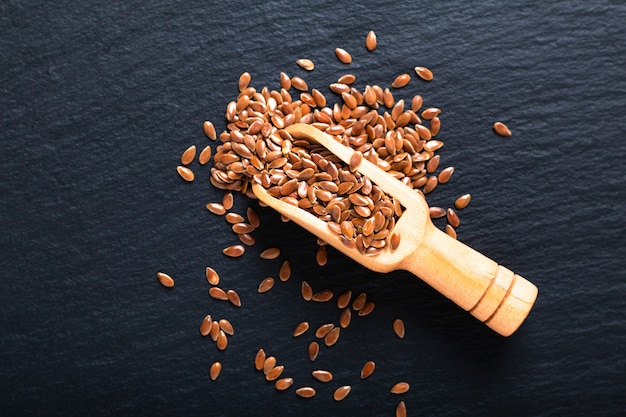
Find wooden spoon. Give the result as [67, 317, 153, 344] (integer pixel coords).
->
[252, 123, 537, 336]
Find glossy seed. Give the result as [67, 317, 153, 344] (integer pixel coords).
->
[280, 72, 291, 89]
[266, 365, 285, 381]
[312, 370, 333, 382]
[352, 292, 366, 311]
[200, 315, 213, 336]
[275, 378, 294, 391]
[260, 247, 280, 259]
[177, 166, 194, 182]
[393, 318, 405, 338]
[396, 401, 407, 417]
[361, 361, 375, 379]
[339, 308, 351, 328]
[455, 194, 471, 210]
[238, 72, 251, 91]
[391, 74, 411, 88]
[337, 290, 352, 308]
[258, 277, 275, 293]
[296, 387, 316, 398]
[312, 289, 333, 302]
[222, 192, 234, 210]
[206, 203, 226, 215]
[365, 30, 377, 51]
[210, 362, 222, 381]
[293, 321, 310, 337]
[301, 281, 313, 301]
[225, 213, 245, 224]
[337, 74, 356, 84]
[227, 289, 241, 307]
[431, 116, 441, 136]
[324, 326, 341, 346]
[493, 121, 512, 136]
[333, 385, 352, 401]
[437, 167, 455, 184]
[316, 245, 327, 266]
[181, 145, 197, 165]
[279, 260, 291, 281]
[246, 207, 260, 228]
[254, 349, 266, 371]
[308, 341, 319, 361]
[447, 208, 460, 228]
[223, 244, 245, 257]
[209, 287, 228, 300]
[203, 121, 217, 140]
[414, 66, 434, 81]
[391, 382, 410, 394]
[315, 323, 334, 338]
[156, 272, 174, 288]
[263, 356, 277, 374]
[349, 151, 363, 172]
[390, 232, 401, 251]
[209, 321, 220, 341]
[198, 145, 212, 165]
[296, 59, 315, 71]
[421, 107, 441, 120]
[216, 330, 228, 350]
[358, 301, 375, 316]
[445, 224, 457, 239]
[291, 76, 308, 91]
[429, 206, 446, 219]
[218, 319, 234, 336]
[335, 48, 352, 64]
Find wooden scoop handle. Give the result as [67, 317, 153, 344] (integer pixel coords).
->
[403, 223, 538, 336]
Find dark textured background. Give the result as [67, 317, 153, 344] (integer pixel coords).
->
[1, 1, 625, 416]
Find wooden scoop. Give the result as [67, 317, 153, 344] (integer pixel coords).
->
[252, 123, 538, 336]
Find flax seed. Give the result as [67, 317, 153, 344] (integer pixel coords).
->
[337, 74, 356, 84]
[210, 362, 222, 381]
[280, 72, 291, 89]
[227, 289, 241, 307]
[390, 232, 401, 251]
[360, 361, 375, 379]
[260, 247, 280, 259]
[225, 213, 245, 224]
[493, 121, 512, 136]
[312, 370, 333, 382]
[308, 341, 319, 361]
[246, 207, 260, 228]
[336, 290, 352, 309]
[445, 224, 457, 239]
[203, 121, 217, 140]
[209, 287, 228, 300]
[258, 277, 275, 293]
[391, 74, 411, 88]
[437, 166, 454, 184]
[333, 385, 351, 401]
[393, 318, 405, 338]
[447, 208, 460, 228]
[156, 272, 174, 288]
[414, 66, 433, 81]
[365, 30, 377, 51]
[324, 326, 340, 346]
[455, 194, 471, 210]
[254, 348, 266, 371]
[312, 289, 334, 302]
[200, 315, 212, 336]
[216, 330, 228, 350]
[177, 166, 194, 182]
[219, 319, 234, 335]
[296, 59, 315, 71]
[238, 72, 251, 91]
[396, 401, 407, 417]
[301, 281, 313, 301]
[275, 377, 294, 391]
[222, 192, 234, 210]
[238, 233, 256, 246]
[315, 323, 334, 338]
[335, 48, 352, 64]
[181, 145, 196, 165]
[316, 245, 327, 266]
[296, 387, 316, 398]
[266, 365, 285, 381]
[263, 356, 277, 374]
[210, 321, 220, 341]
[391, 382, 410, 394]
[429, 206, 446, 219]
[293, 321, 310, 337]
[206, 203, 226, 215]
[279, 260, 291, 281]
[349, 151, 363, 172]
[291, 76, 308, 91]
[339, 308, 351, 328]
[352, 292, 366, 311]
[358, 301, 375, 316]
[198, 145, 212, 165]
[223, 245, 245, 257]
[431, 116, 441, 136]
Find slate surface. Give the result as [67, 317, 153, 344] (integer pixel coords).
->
[1, 1, 625, 416]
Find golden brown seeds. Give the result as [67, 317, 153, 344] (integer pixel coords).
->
[227, 289, 241, 307]
[222, 192, 234, 210]
[411, 94, 423, 112]
[391, 74, 411, 88]
[210, 362, 222, 381]
[223, 244, 245, 257]
[391, 382, 410, 394]
[181, 145, 196, 165]
[360, 361, 375, 379]
[203, 121, 217, 140]
[437, 166, 455, 184]
[216, 319, 233, 337]
[447, 208, 460, 228]
[279, 260, 291, 282]
[396, 401, 407, 417]
[308, 341, 319, 361]
[265, 365, 285, 381]
[296, 58, 315, 71]
[337, 74, 356, 84]
[260, 247, 280, 259]
[200, 315, 213, 336]
[246, 207, 260, 228]
[423, 175, 438, 194]
[339, 308, 351, 328]
[454, 194, 471, 210]
[198, 145, 212, 165]
[210, 321, 220, 341]
[238, 233, 255, 246]
[312, 370, 333, 382]
[421, 107, 441, 120]
[291, 76, 308, 91]
[315, 323, 335, 338]
[324, 326, 341, 346]
[275, 378, 294, 391]
[316, 245, 327, 266]
[312, 289, 334, 302]
[333, 385, 352, 401]
[206, 203, 226, 215]
[352, 292, 366, 311]
[263, 356, 277, 374]
[337, 290, 352, 309]
[216, 330, 228, 350]
[238, 72, 251, 91]
[390, 232, 401, 251]
[446, 224, 457, 239]
[176, 166, 194, 182]
[430, 116, 441, 137]
[254, 349, 266, 371]
[349, 151, 363, 172]
[365, 30, 377, 51]
[258, 277, 275, 293]
[232, 222, 254, 234]
[293, 321, 310, 337]
[280, 72, 291, 89]
[335, 48, 352, 64]
[393, 318, 405, 338]
[358, 301, 375, 316]
[225, 213, 245, 224]
[493, 121, 512, 136]
[414, 66, 434, 81]
[209, 287, 228, 301]
[156, 272, 174, 288]
[301, 281, 313, 301]
[295, 387, 316, 398]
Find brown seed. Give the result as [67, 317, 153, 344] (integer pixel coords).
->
[335, 48, 352, 64]
[275, 378, 294, 391]
[156, 272, 174, 288]
[216, 330, 228, 350]
[447, 208, 460, 228]
[181, 145, 197, 165]
[198, 145, 212, 165]
[206, 203, 226, 215]
[391, 74, 411, 88]
[493, 121, 512, 136]
[263, 356, 277, 374]
[223, 244, 245, 257]
[296, 58, 315, 71]
[390, 232, 401, 251]
[280, 72, 291, 89]
[414, 66, 434, 81]
[316, 245, 327, 266]
[445, 224, 457, 239]
[210, 321, 220, 341]
[391, 382, 410, 394]
[438, 166, 455, 184]
[315, 323, 335, 338]
[239, 232, 256, 246]
[266, 365, 285, 381]
[279, 260, 291, 281]
[423, 175, 438, 194]
[333, 385, 351, 401]
[421, 107, 441, 120]
[260, 247, 280, 259]
[312, 370, 333, 382]
[396, 401, 407, 417]
[360, 361, 375, 379]
[258, 277, 275, 293]
[203, 121, 217, 140]
[254, 348, 266, 371]
[295, 387, 316, 398]
[337, 290, 352, 309]
[352, 292, 366, 311]
[349, 151, 363, 172]
[365, 30, 377, 51]
[308, 341, 319, 361]
[312, 289, 333, 302]
[301, 281, 313, 301]
[291, 76, 308, 91]
[210, 362, 222, 381]
[246, 207, 260, 228]
[337, 74, 356, 85]
[454, 194, 471, 210]
[200, 315, 213, 336]
[293, 321, 310, 337]
[227, 289, 241, 307]
[225, 213, 245, 224]
[339, 308, 351, 328]
[238, 72, 251, 91]
[393, 318, 405, 338]
[222, 192, 234, 210]
[358, 301, 375, 316]
[431, 116, 441, 137]
[209, 287, 228, 301]
[324, 326, 341, 346]
[176, 166, 194, 182]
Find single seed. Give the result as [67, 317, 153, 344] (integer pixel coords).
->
[258, 277, 275, 293]
[324, 326, 341, 346]
[431, 116, 441, 136]
[219, 319, 234, 335]
[238, 72, 251, 91]
[293, 321, 310, 337]
[227, 289, 241, 307]
[493, 121, 512, 136]
[393, 318, 405, 338]
[263, 356, 277, 374]
[246, 207, 260, 228]
[445, 224, 457, 239]
[335, 48, 352, 64]
[239, 233, 255, 246]
[337, 74, 356, 84]
[301, 281, 313, 301]
[216, 330, 228, 350]
[360, 361, 375, 379]
[350, 151, 363, 172]
[275, 378, 294, 391]
[225, 213, 245, 224]
[365, 30, 377, 51]
[316, 245, 327, 266]
[296, 59, 315, 71]
[210, 321, 220, 341]
[206, 203, 226, 215]
[411, 95, 423, 112]
[176, 166, 194, 182]
[254, 349, 266, 371]
[280, 72, 291, 89]
[352, 292, 366, 311]
[209, 287, 228, 301]
[198, 145, 212, 165]
[339, 308, 351, 328]
[156, 272, 174, 288]
[260, 247, 280, 259]
[414, 66, 434, 81]
[181, 145, 197, 165]
[279, 260, 291, 281]
[333, 385, 352, 401]
[266, 365, 285, 381]
[222, 192, 234, 210]
[312, 370, 333, 383]
[391, 74, 411, 88]
[312, 289, 333, 302]
[391, 382, 410, 394]
[223, 245, 245, 257]
[429, 206, 446, 219]
[200, 314, 212, 336]
[291, 76, 308, 91]
[396, 401, 407, 417]
[454, 194, 471, 210]
[295, 387, 316, 398]
[390, 232, 401, 251]
[421, 107, 441, 120]
[337, 290, 352, 309]
[447, 208, 460, 228]
[203, 121, 217, 140]
[438, 166, 455, 184]
[315, 323, 335, 338]
[210, 362, 222, 381]
[308, 341, 319, 361]
[358, 301, 375, 316]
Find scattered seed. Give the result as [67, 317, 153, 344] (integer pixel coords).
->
[393, 318, 405, 338]
[279, 260, 291, 282]
[454, 194, 471, 210]
[216, 330, 228, 350]
[429, 206, 446, 219]
[291, 76, 308, 91]
[296, 387, 316, 398]
[275, 377, 294, 391]
[206, 203, 226, 215]
[431, 116, 441, 136]
[225, 213, 245, 224]
[390, 232, 401, 251]
[210, 321, 220, 341]
[260, 247, 281, 259]
[446, 208, 460, 228]
[266, 365, 285, 381]
[337, 290, 352, 309]
[227, 289, 241, 307]
[203, 121, 216, 140]
[315, 323, 335, 338]
[333, 385, 352, 401]
[312, 370, 333, 382]
[263, 356, 277, 374]
[181, 145, 197, 165]
[360, 361, 375, 379]
[391, 382, 410, 394]
[293, 321, 310, 337]
[421, 107, 441, 120]
[493, 121, 512, 137]
[316, 245, 327, 266]
[324, 326, 341, 346]
[156, 272, 174, 288]
[219, 319, 234, 335]
[358, 301, 375, 316]
[301, 281, 313, 301]
[396, 401, 407, 417]
[445, 224, 457, 239]
[246, 207, 260, 228]
[339, 308, 351, 328]
[210, 362, 222, 381]
[223, 245, 245, 257]
[312, 289, 333, 302]
[238, 233, 256, 246]
[335, 48, 352, 64]
[280, 72, 291, 89]
[337, 74, 356, 85]
[254, 349, 266, 371]
[258, 277, 275, 293]
[352, 292, 366, 311]
[414, 66, 434, 81]
[391, 74, 411, 88]
[296, 59, 315, 71]
[238, 72, 251, 91]
[198, 145, 212, 165]
[209, 287, 228, 300]
[365, 30, 377, 51]
[437, 166, 455, 184]
[200, 315, 212, 336]
[222, 192, 234, 210]
[308, 341, 319, 361]
[176, 166, 194, 182]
